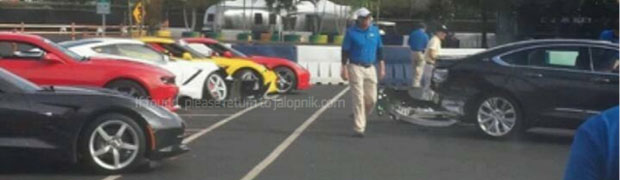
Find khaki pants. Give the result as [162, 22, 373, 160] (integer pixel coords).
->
[347, 64, 378, 133]
[411, 51, 425, 87]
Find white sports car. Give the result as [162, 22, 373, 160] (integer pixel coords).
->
[60, 38, 230, 103]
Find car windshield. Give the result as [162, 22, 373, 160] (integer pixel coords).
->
[44, 38, 85, 61]
[160, 43, 208, 59]
[0, 68, 41, 92]
[217, 43, 247, 57]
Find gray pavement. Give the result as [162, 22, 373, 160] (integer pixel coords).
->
[0, 86, 574, 180]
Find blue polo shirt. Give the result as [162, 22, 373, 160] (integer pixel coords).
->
[408, 29, 429, 52]
[342, 25, 383, 65]
[564, 106, 618, 180]
[599, 30, 619, 44]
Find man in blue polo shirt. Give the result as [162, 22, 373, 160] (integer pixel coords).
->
[341, 8, 386, 137]
[408, 23, 429, 87]
[564, 106, 618, 180]
[599, 20, 618, 44]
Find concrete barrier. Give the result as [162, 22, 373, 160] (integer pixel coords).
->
[296, 45, 345, 85]
[382, 46, 413, 87]
[232, 44, 298, 62]
[226, 43, 484, 86]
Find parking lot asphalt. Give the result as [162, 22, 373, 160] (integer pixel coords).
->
[0, 85, 575, 180]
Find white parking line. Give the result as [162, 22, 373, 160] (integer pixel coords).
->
[180, 114, 234, 117]
[240, 87, 350, 180]
[100, 100, 268, 180]
[183, 101, 267, 144]
[101, 175, 121, 180]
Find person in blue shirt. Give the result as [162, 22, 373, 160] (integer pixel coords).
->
[599, 20, 618, 44]
[341, 8, 385, 138]
[564, 106, 619, 180]
[408, 23, 429, 87]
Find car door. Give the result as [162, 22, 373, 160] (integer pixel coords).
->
[586, 46, 619, 112]
[0, 84, 52, 149]
[0, 41, 47, 80]
[501, 45, 594, 120]
[0, 40, 81, 86]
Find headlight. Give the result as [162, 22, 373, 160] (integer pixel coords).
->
[161, 76, 176, 85]
[432, 69, 449, 84]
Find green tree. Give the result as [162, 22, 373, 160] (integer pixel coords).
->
[164, 0, 219, 32]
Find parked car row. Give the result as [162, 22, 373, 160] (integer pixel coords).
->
[0, 33, 312, 109]
[0, 32, 313, 173]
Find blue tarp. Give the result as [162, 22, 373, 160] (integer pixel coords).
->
[232, 44, 298, 62]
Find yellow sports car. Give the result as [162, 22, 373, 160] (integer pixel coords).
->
[139, 37, 278, 99]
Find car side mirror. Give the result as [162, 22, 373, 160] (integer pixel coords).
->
[14, 50, 44, 59]
[182, 52, 193, 60]
[223, 51, 233, 58]
[43, 53, 64, 64]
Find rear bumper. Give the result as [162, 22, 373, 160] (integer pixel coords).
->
[296, 68, 311, 90]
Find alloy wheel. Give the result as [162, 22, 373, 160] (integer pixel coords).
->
[207, 74, 228, 101]
[275, 68, 295, 93]
[477, 97, 517, 137]
[240, 72, 260, 90]
[88, 120, 140, 170]
[111, 86, 145, 99]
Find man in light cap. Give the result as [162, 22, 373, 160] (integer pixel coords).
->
[341, 8, 386, 138]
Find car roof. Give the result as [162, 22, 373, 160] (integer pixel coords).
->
[139, 37, 175, 44]
[60, 38, 145, 49]
[0, 32, 44, 41]
[492, 39, 618, 50]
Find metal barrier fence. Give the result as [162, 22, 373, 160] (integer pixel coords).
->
[0, 23, 142, 41]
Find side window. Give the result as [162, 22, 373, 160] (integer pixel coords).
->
[500, 49, 532, 66]
[93, 45, 121, 55]
[188, 43, 214, 56]
[0, 41, 44, 60]
[527, 47, 590, 71]
[116, 44, 165, 63]
[254, 13, 263, 25]
[269, 13, 277, 25]
[591, 47, 619, 73]
[207, 14, 215, 22]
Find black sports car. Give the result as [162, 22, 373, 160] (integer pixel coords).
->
[433, 39, 619, 138]
[0, 68, 188, 173]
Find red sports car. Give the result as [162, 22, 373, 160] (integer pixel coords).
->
[183, 38, 311, 93]
[0, 33, 178, 111]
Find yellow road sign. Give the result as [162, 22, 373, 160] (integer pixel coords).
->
[133, 1, 144, 24]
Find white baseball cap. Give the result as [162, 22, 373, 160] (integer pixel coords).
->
[354, 8, 372, 19]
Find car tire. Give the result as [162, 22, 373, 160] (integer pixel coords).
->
[203, 72, 229, 101]
[233, 69, 263, 99]
[471, 94, 525, 139]
[105, 80, 149, 99]
[274, 67, 297, 93]
[80, 113, 146, 174]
